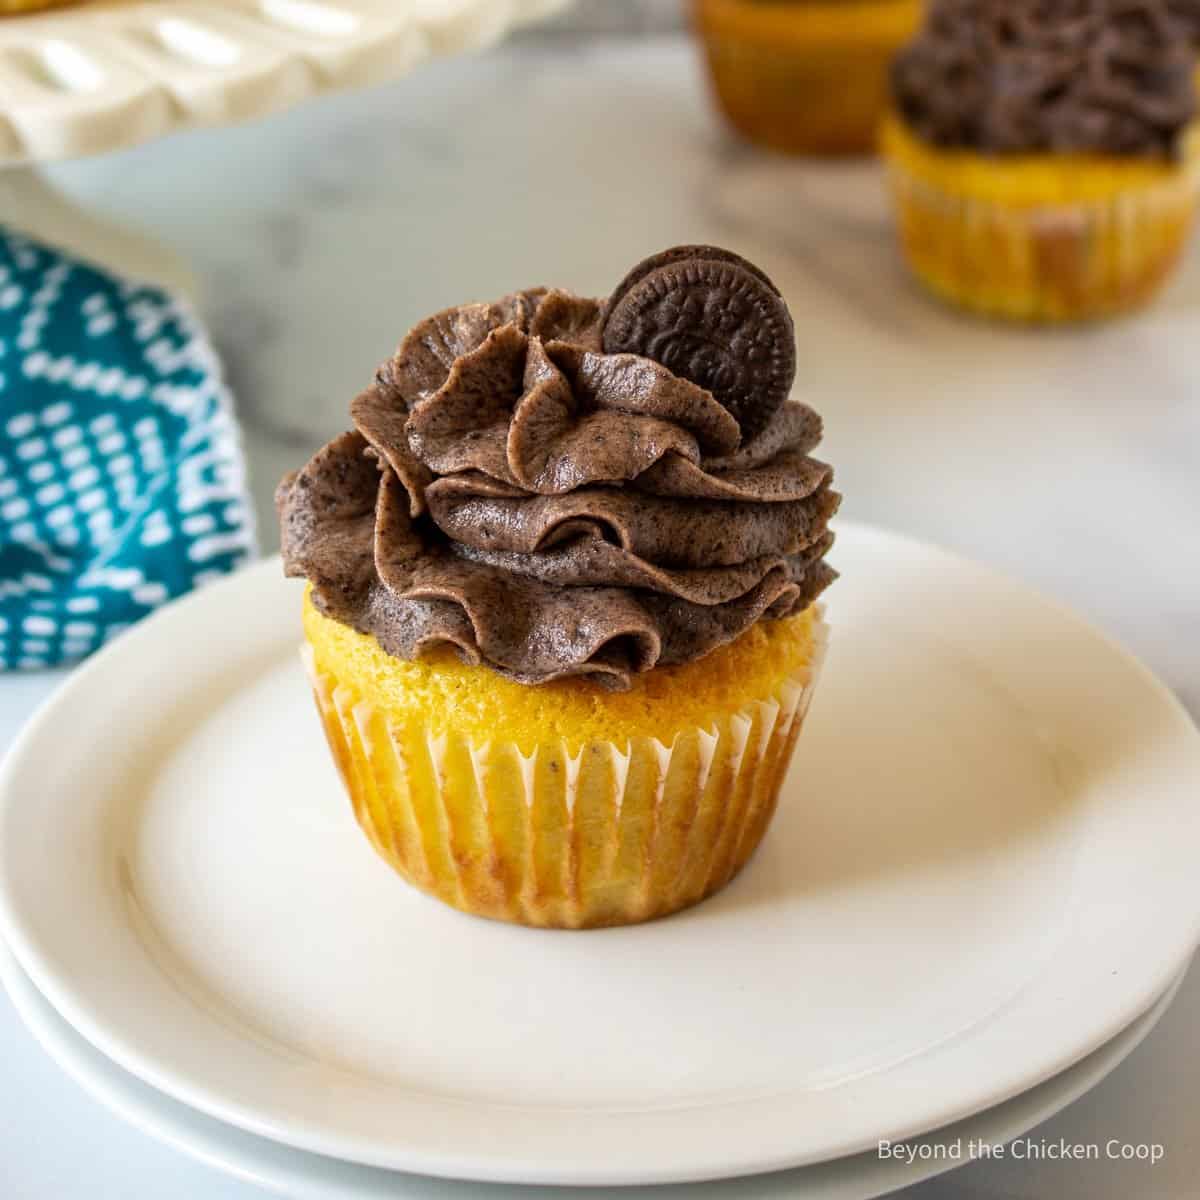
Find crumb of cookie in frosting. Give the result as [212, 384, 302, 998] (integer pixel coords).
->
[304, 586, 820, 754]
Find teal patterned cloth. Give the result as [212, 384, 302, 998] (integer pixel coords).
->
[0, 230, 255, 671]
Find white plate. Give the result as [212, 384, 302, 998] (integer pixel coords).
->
[1, 522, 1199, 1186]
[0, 0, 568, 165]
[0, 941, 1185, 1200]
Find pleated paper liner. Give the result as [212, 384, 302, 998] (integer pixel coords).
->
[694, 0, 923, 155]
[883, 116, 1200, 322]
[0, 0, 79, 11]
[303, 617, 828, 930]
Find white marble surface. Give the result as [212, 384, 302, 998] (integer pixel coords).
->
[0, 32, 1197, 1200]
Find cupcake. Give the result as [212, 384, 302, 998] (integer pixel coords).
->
[884, 0, 1200, 321]
[278, 246, 839, 929]
[694, 0, 924, 155]
[0, 1, 80, 12]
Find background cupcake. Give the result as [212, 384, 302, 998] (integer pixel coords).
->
[694, 0, 924, 155]
[883, 0, 1200, 321]
[0, 0, 80, 12]
[279, 247, 838, 929]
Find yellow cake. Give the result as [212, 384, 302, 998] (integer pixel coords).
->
[882, 114, 1200, 322]
[304, 591, 825, 929]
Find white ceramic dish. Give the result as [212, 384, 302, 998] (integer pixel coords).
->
[1, 938, 1185, 1200]
[1, 522, 1199, 1186]
[0, 0, 568, 165]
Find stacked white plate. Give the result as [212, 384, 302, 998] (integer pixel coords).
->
[0, 0, 569, 164]
[2, 522, 1199, 1197]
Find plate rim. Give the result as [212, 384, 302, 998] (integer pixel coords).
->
[1, 521, 1199, 1186]
[0, 937, 1188, 1200]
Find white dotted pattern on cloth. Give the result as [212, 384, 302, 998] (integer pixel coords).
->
[0, 232, 258, 670]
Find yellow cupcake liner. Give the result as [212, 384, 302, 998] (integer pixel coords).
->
[694, 0, 924, 155]
[303, 616, 828, 930]
[0, 0, 79, 12]
[882, 115, 1200, 322]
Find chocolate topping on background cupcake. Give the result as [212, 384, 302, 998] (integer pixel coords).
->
[891, 0, 1198, 158]
[278, 248, 838, 690]
[1166, 1, 1200, 42]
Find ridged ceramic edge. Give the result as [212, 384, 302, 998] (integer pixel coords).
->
[0, 0, 571, 165]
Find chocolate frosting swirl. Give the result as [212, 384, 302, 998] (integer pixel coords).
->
[892, 0, 1198, 158]
[1166, 0, 1200, 42]
[278, 263, 838, 690]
